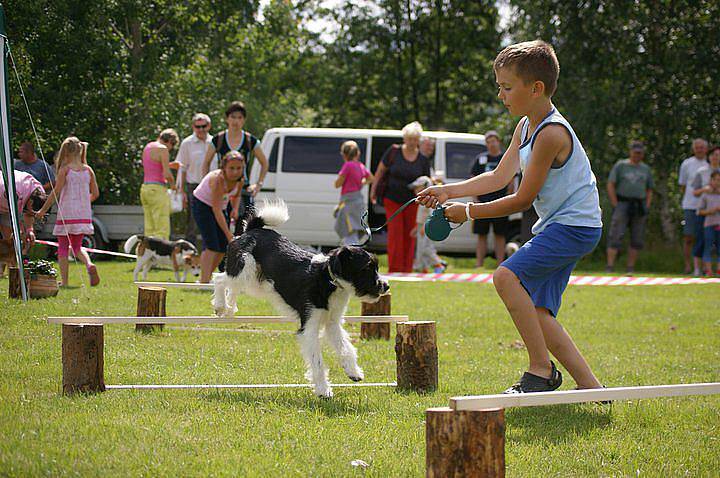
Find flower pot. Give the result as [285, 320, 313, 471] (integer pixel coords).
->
[29, 274, 59, 299]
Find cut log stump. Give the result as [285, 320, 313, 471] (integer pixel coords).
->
[8, 266, 29, 299]
[62, 324, 105, 395]
[395, 321, 438, 393]
[136, 286, 167, 333]
[361, 293, 391, 340]
[426, 407, 505, 477]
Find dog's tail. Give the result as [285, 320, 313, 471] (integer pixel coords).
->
[123, 234, 143, 254]
[245, 199, 289, 232]
[175, 239, 198, 254]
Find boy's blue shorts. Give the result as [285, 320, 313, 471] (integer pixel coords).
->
[501, 223, 602, 317]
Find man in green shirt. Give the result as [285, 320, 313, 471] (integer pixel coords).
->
[606, 141, 654, 274]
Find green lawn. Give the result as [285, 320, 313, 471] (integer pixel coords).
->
[0, 260, 718, 476]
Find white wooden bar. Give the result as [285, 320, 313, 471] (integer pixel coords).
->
[47, 315, 409, 325]
[134, 279, 408, 288]
[450, 382, 720, 411]
[135, 281, 214, 290]
[107, 382, 397, 390]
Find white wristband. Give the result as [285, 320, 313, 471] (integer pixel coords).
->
[465, 202, 472, 222]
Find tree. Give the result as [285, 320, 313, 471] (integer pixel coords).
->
[508, 0, 720, 241]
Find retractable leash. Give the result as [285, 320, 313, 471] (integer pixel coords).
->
[357, 198, 462, 246]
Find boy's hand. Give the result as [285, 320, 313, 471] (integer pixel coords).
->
[416, 185, 448, 208]
[443, 202, 469, 223]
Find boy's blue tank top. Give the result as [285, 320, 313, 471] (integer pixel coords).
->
[519, 107, 602, 234]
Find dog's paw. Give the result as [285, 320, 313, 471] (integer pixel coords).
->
[213, 307, 234, 318]
[342, 362, 364, 382]
[315, 386, 334, 399]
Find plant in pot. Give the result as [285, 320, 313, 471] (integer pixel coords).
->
[23, 258, 59, 298]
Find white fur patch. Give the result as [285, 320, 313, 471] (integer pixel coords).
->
[311, 254, 328, 264]
[258, 199, 289, 228]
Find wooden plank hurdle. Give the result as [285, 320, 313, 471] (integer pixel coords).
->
[426, 382, 720, 477]
[134, 283, 396, 340]
[48, 316, 409, 325]
[50, 318, 435, 396]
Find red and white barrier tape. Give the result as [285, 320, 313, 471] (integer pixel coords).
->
[385, 272, 720, 286]
[36, 239, 137, 259]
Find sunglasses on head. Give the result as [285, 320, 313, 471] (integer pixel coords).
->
[194, 123, 209, 129]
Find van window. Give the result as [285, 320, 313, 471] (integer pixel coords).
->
[446, 142, 487, 179]
[282, 136, 367, 174]
[267, 137, 278, 172]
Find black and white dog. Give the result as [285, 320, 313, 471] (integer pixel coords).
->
[212, 199, 389, 398]
[124, 235, 201, 282]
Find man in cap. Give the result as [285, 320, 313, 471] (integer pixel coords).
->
[606, 140, 654, 274]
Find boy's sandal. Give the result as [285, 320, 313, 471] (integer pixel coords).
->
[87, 265, 100, 287]
[503, 360, 563, 394]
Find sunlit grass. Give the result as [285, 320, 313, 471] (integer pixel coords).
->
[0, 260, 718, 476]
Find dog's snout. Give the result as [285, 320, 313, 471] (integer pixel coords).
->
[379, 280, 390, 295]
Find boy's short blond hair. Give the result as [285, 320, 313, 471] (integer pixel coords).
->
[494, 40, 559, 97]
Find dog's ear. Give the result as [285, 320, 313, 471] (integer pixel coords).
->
[328, 247, 345, 277]
[184, 255, 192, 264]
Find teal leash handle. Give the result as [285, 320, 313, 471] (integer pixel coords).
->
[358, 197, 418, 246]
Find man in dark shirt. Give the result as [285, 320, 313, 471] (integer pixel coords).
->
[470, 130, 513, 268]
[14, 142, 55, 192]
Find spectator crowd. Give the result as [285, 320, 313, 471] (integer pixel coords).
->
[6, 104, 720, 279]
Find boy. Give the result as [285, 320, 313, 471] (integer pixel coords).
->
[418, 40, 604, 393]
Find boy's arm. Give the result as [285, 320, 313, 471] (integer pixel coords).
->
[443, 121, 522, 200]
[417, 120, 523, 208]
[445, 125, 567, 223]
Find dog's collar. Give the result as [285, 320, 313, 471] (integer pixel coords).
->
[327, 263, 344, 289]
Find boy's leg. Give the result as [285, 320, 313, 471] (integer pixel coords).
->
[476, 235, 487, 267]
[493, 266, 553, 378]
[536, 306, 602, 389]
[494, 234, 506, 264]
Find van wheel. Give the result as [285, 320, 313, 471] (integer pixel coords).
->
[505, 224, 523, 258]
[82, 233, 108, 261]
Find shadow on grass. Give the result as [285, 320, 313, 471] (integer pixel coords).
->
[507, 404, 613, 445]
[202, 388, 390, 417]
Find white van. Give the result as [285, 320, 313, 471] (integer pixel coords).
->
[251, 127, 521, 254]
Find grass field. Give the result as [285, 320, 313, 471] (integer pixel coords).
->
[0, 259, 718, 477]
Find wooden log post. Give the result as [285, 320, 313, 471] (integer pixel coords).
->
[8, 266, 29, 299]
[426, 407, 505, 477]
[136, 286, 167, 333]
[62, 324, 105, 395]
[395, 321, 438, 393]
[360, 293, 391, 340]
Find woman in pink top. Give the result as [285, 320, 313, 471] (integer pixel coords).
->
[334, 140, 373, 245]
[37, 137, 100, 287]
[140, 129, 179, 240]
[192, 150, 245, 282]
[0, 171, 46, 261]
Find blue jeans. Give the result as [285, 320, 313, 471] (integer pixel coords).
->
[702, 226, 720, 263]
[692, 212, 705, 258]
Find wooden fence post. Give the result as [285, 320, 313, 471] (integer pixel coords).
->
[426, 407, 505, 477]
[395, 321, 438, 393]
[62, 324, 105, 395]
[361, 293, 391, 340]
[136, 286, 166, 333]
